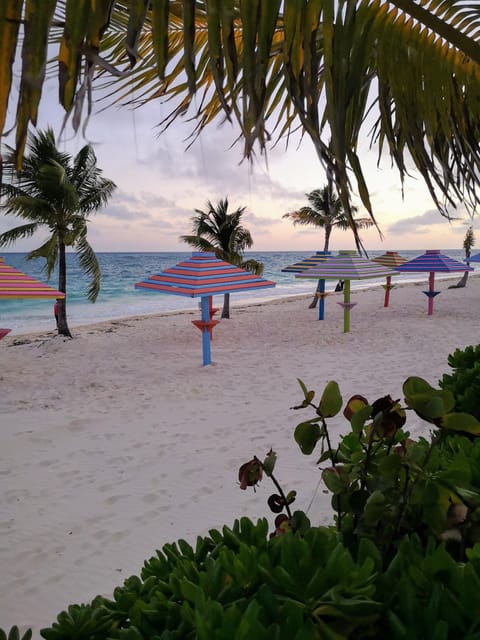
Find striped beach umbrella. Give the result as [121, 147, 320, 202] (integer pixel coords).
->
[282, 251, 332, 320]
[372, 251, 407, 307]
[0, 256, 65, 339]
[395, 249, 473, 315]
[135, 252, 276, 365]
[468, 252, 480, 262]
[296, 250, 398, 332]
[0, 256, 65, 299]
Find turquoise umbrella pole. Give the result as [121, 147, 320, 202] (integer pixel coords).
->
[318, 279, 326, 320]
[200, 296, 212, 366]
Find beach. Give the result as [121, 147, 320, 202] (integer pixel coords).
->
[1, 274, 480, 635]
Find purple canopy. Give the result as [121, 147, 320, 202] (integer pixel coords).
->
[395, 249, 473, 315]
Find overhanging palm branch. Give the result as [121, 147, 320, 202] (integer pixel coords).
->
[2, 1, 480, 248]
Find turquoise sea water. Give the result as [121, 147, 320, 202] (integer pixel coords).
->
[0, 250, 474, 334]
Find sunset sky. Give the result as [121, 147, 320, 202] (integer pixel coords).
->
[1, 78, 476, 254]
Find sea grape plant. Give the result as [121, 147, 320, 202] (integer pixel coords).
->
[240, 376, 480, 563]
[439, 344, 480, 421]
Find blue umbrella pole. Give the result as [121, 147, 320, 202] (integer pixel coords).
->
[318, 279, 326, 320]
[201, 296, 212, 366]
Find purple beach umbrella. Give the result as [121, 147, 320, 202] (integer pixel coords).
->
[395, 249, 473, 315]
[296, 250, 398, 332]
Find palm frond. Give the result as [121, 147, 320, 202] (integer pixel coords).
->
[0, 222, 39, 247]
[76, 233, 101, 302]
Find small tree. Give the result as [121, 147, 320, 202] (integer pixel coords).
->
[180, 198, 263, 318]
[0, 128, 116, 336]
[450, 226, 475, 289]
[283, 184, 374, 307]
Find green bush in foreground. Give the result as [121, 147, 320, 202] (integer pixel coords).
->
[440, 344, 480, 421]
[4, 345, 480, 638]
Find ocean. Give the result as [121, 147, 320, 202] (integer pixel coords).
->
[1, 250, 474, 334]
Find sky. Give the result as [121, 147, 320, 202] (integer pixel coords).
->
[1, 73, 477, 254]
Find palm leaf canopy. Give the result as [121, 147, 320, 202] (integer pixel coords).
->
[2, 1, 480, 247]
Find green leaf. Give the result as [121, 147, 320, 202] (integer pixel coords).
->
[294, 420, 322, 455]
[322, 466, 351, 494]
[439, 412, 480, 435]
[318, 380, 343, 417]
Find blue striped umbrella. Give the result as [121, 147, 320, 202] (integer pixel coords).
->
[135, 252, 275, 365]
[282, 251, 332, 320]
[395, 249, 473, 315]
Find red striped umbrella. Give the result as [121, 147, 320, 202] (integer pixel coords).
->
[0, 256, 65, 299]
[135, 252, 275, 365]
[1, 256, 65, 339]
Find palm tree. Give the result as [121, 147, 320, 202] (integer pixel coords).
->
[283, 184, 374, 253]
[0, 128, 116, 337]
[2, 2, 480, 243]
[283, 184, 374, 307]
[180, 198, 263, 318]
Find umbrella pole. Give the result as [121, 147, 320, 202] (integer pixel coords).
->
[344, 280, 351, 333]
[428, 272, 435, 315]
[201, 296, 212, 365]
[318, 279, 326, 320]
[384, 275, 391, 307]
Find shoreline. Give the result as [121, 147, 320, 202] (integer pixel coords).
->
[4, 271, 476, 341]
[2, 274, 480, 635]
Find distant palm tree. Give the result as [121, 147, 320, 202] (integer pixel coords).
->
[0, 128, 116, 337]
[283, 184, 374, 252]
[283, 184, 374, 307]
[180, 198, 263, 318]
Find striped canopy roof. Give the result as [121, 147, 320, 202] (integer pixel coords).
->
[372, 251, 408, 268]
[281, 251, 332, 273]
[395, 250, 473, 273]
[468, 252, 480, 263]
[0, 257, 65, 299]
[135, 252, 276, 297]
[296, 250, 398, 281]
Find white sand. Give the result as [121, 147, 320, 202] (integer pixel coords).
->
[1, 275, 479, 635]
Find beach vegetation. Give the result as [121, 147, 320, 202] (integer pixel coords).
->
[2, 3, 480, 251]
[440, 344, 480, 422]
[180, 197, 263, 318]
[0, 128, 116, 337]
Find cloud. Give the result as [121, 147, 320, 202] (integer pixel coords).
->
[387, 209, 466, 234]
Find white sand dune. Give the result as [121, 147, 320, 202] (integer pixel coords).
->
[1, 275, 479, 635]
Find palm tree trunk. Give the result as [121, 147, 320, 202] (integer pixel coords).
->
[222, 292, 231, 319]
[57, 241, 72, 337]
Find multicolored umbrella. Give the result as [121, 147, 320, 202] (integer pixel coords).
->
[372, 251, 407, 307]
[0, 256, 65, 338]
[0, 256, 65, 299]
[282, 251, 332, 320]
[296, 250, 398, 332]
[135, 252, 276, 365]
[395, 249, 473, 315]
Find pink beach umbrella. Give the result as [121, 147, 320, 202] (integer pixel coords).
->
[135, 252, 276, 366]
[372, 251, 407, 307]
[0, 256, 65, 337]
[395, 249, 473, 315]
[296, 250, 398, 332]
